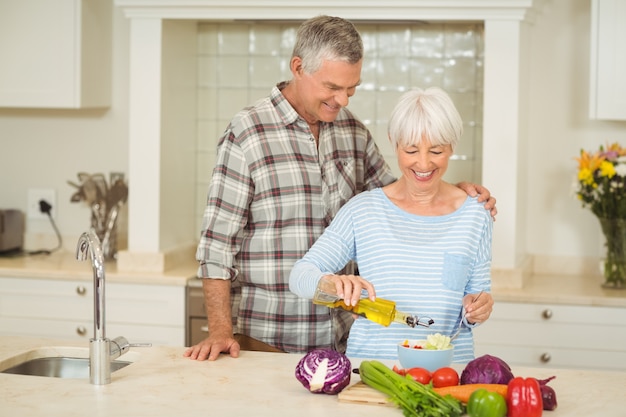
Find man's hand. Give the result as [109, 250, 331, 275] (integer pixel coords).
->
[457, 182, 497, 220]
[183, 278, 238, 361]
[183, 332, 240, 361]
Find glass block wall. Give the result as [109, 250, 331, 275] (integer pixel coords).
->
[196, 21, 484, 229]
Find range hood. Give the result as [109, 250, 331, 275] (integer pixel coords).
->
[114, 0, 545, 288]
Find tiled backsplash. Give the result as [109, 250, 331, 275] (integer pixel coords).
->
[196, 21, 484, 228]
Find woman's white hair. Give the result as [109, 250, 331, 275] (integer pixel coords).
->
[387, 87, 463, 152]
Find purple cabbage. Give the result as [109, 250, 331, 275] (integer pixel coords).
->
[460, 354, 515, 385]
[295, 348, 351, 395]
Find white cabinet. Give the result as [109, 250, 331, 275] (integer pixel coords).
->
[589, 0, 626, 120]
[473, 301, 626, 371]
[0, 0, 111, 108]
[0, 277, 185, 346]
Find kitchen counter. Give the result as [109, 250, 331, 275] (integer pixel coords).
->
[1, 336, 625, 417]
[0, 250, 196, 286]
[492, 273, 626, 308]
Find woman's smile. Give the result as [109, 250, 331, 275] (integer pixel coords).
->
[412, 169, 435, 180]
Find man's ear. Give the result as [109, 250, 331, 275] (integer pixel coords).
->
[290, 56, 304, 77]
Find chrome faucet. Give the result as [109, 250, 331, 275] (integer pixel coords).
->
[76, 230, 150, 385]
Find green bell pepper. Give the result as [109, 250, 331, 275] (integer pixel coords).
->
[466, 388, 507, 417]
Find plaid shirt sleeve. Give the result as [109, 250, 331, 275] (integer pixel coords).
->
[196, 127, 252, 280]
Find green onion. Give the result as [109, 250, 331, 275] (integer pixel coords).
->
[359, 360, 463, 417]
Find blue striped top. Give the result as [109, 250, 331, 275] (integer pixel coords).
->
[289, 187, 493, 363]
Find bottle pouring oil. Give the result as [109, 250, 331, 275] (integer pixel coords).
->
[313, 285, 434, 328]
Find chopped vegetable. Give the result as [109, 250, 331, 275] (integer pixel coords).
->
[431, 367, 459, 388]
[536, 376, 558, 411]
[460, 354, 515, 385]
[466, 388, 508, 417]
[402, 333, 452, 350]
[506, 377, 543, 417]
[294, 348, 351, 395]
[359, 360, 463, 417]
[433, 383, 508, 403]
[425, 333, 453, 350]
[401, 333, 452, 350]
[401, 340, 424, 349]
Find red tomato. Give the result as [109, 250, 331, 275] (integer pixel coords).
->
[392, 365, 406, 376]
[431, 367, 459, 388]
[405, 367, 432, 384]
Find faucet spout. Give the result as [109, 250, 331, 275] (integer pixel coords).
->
[75, 230, 149, 385]
[76, 229, 110, 385]
[76, 229, 106, 341]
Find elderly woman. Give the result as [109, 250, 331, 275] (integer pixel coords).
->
[289, 87, 494, 362]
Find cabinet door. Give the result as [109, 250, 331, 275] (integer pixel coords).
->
[0, 277, 92, 320]
[0, 277, 185, 346]
[475, 344, 626, 371]
[0, 277, 92, 339]
[106, 283, 185, 327]
[107, 282, 185, 346]
[107, 323, 184, 347]
[473, 302, 626, 371]
[589, 0, 626, 120]
[0, 0, 111, 108]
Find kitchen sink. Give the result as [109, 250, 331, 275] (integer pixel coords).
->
[1, 356, 131, 379]
[0, 346, 139, 379]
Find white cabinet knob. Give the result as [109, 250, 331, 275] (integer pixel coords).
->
[76, 326, 87, 336]
[76, 286, 87, 296]
[541, 309, 553, 320]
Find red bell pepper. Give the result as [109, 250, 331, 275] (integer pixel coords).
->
[506, 377, 543, 417]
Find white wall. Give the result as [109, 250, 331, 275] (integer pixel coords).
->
[0, 4, 130, 251]
[0, 0, 624, 274]
[527, 0, 626, 274]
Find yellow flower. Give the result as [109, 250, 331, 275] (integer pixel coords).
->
[578, 167, 595, 185]
[599, 160, 616, 178]
[573, 142, 625, 220]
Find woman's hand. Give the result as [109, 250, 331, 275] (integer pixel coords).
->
[318, 274, 376, 306]
[463, 291, 494, 324]
[456, 182, 498, 220]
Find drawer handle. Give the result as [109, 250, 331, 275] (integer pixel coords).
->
[76, 326, 88, 336]
[540, 353, 551, 363]
[76, 286, 87, 296]
[541, 309, 553, 320]
[200, 326, 209, 333]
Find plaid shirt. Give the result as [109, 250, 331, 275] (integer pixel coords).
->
[196, 82, 395, 353]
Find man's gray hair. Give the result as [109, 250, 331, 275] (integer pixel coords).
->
[292, 15, 363, 74]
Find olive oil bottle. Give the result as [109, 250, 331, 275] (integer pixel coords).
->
[313, 285, 433, 328]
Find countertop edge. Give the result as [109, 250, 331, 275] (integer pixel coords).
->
[0, 252, 197, 286]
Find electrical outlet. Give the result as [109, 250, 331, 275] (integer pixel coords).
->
[27, 188, 56, 220]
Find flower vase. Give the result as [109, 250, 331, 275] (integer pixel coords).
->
[598, 218, 626, 289]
